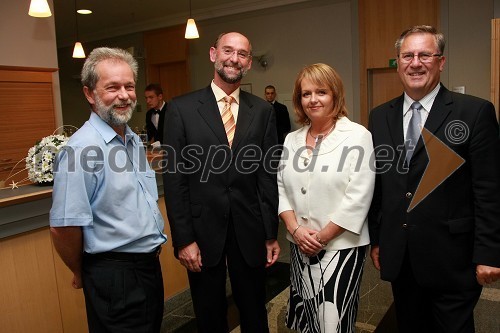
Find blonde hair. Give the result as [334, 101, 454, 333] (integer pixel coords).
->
[292, 63, 348, 125]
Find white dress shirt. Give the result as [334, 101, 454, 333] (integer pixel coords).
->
[403, 83, 440, 140]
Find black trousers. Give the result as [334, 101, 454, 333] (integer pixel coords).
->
[187, 220, 269, 333]
[82, 251, 164, 333]
[391, 251, 481, 333]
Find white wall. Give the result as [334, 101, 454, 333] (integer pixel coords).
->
[188, 1, 355, 127]
[0, 0, 58, 68]
[52, 0, 498, 130]
[440, 0, 494, 100]
[0, 0, 63, 128]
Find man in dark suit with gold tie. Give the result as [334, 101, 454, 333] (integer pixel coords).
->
[163, 32, 280, 333]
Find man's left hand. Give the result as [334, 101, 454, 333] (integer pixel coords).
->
[265, 239, 280, 268]
[476, 264, 500, 285]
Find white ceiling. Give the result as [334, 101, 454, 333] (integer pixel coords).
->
[53, 0, 311, 47]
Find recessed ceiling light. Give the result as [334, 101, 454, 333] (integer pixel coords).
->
[77, 9, 92, 14]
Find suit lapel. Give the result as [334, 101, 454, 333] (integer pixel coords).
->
[313, 117, 351, 155]
[423, 86, 453, 133]
[386, 95, 406, 156]
[197, 87, 228, 145]
[158, 104, 167, 129]
[231, 92, 255, 151]
[413, 85, 453, 158]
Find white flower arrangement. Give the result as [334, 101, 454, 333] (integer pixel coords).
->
[25, 134, 69, 184]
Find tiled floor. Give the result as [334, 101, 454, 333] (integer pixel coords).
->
[162, 221, 500, 332]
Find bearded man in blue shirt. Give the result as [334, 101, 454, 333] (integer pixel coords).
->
[50, 47, 167, 333]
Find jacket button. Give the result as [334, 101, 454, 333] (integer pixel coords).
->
[402, 223, 408, 228]
[303, 158, 309, 166]
[301, 187, 307, 194]
[406, 192, 412, 198]
[301, 216, 308, 221]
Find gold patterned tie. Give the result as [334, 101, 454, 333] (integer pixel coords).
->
[221, 96, 236, 147]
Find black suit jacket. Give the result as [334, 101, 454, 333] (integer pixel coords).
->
[368, 84, 500, 290]
[272, 101, 291, 144]
[145, 103, 166, 143]
[162, 86, 279, 267]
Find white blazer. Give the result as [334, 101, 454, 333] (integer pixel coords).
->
[278, 116, 375, 250]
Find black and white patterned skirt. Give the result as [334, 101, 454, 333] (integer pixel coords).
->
[285, 243, 367, 333]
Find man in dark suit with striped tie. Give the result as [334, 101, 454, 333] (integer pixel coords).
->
[163, 32, 280, 333]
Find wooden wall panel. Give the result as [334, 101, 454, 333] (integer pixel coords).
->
[159, 61, 190, 102]
[368, 68, 403, 110]
[158, 198, 189, 299]
[143, 24, 191, 101]
[0, 228, 63, 333]
[0, 68, 57, 186]
[52, 246, 88, 333]
[359, 0, 439, 125]
[144, 25, 188, 66]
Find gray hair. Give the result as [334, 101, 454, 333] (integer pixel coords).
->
[81, 47, 138, 90]
[395, 25, 445, 55]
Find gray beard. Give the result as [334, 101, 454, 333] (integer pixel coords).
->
[94, 96, 136, 126]
[215, 61, 248, 84]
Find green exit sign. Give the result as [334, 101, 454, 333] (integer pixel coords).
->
[389, 58, 397, 68]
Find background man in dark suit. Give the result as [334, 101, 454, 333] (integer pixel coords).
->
[145, 83, 166, 143]
[368, 25, 500, 332]
[264, 85, 291, 144]
[163, 32, 280, 333]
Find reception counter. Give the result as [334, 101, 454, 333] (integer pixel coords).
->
[0, 184, 53, 239]
[0, 178, 188, 333]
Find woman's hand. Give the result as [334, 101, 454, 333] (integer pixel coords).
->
[280, 210, 323, 256]
[293, 226, 323, 256]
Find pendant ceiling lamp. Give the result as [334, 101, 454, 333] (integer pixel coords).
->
[72, 0, 86, 58]
[185, 0, 199, 39]
[28, 0, 52, 17]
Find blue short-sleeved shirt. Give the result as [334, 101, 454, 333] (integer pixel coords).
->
[50, 112, 167, 253]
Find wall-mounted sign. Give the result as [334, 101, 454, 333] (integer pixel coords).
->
[389, 58, 397, 68]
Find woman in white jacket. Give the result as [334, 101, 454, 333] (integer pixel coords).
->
[278, 63, 375, 332]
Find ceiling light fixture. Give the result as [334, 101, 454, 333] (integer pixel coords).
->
[28, 0, 52, 17]
[72, 0, 86, 58]
[73, 42, 85, 58]
[77, 9, 92, 15]
[185, 0, 199, 39]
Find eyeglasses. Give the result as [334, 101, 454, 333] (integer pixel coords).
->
[220, 47, 251, 60]
[398, 52, 442, 63]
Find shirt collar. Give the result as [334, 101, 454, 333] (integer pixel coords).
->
[211, 80, 240, 104]
[88, 111, 135, 145]
[403, 83, 441, 116]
